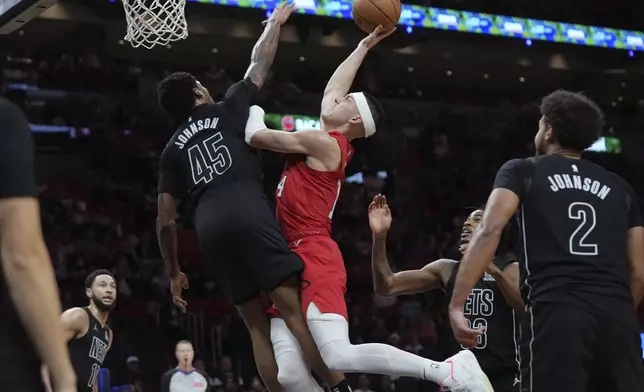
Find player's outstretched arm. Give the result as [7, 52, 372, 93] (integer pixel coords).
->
[487, 262, 525, 312]
[245, 105, 337, 157]
[368, 194, 453, 295]
[244, 2, 295, 89]
[320, 25, 395, 118]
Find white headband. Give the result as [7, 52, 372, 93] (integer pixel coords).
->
[349, 92, 377, 138]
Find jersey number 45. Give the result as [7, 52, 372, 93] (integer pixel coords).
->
[188, 132, 233, 185]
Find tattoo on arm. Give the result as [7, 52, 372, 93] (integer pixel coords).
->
[245, 21, 281, 89]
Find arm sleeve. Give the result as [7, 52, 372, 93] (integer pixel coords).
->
[492, 158, 530, 199]
[0, 99, 37, 199]
[224, 78, 259, 131]
[626, 183, 643, 228]
[157, 151, 183, 197]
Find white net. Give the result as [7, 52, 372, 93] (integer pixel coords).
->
[121, 0, 188, 49]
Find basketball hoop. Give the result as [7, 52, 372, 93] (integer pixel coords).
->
[121, 0, 188, 49]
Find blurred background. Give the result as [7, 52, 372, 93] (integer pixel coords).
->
[1, 0, 643, 390]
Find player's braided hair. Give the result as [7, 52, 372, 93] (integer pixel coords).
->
[85, 269, 116, 288]
[540, 90, 604, 152]
[157, 72, 198, 120]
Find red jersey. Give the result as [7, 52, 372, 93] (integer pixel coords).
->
[275, 131, 354, 240]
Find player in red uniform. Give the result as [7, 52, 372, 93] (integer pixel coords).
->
[245, 26, 493, 392]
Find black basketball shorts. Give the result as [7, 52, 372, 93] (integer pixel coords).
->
[194, 192, 303, 305]
[520, 301, 644, 392]
[488, 371, 520, 392]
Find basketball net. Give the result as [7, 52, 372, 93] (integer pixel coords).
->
[121, 0, 188, 49]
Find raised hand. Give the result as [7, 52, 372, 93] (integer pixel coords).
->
[368, 194, 392, 236]
[170, 271, 189, 313]
[449, 306, 484, 348]
[359, 25, 397, 49]
[262, 2, 296, 26]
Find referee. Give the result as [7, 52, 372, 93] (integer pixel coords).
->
[160, 341, 209, 392]
[0, 98, 76, 390]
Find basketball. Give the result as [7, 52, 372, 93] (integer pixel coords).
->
[352, 0, 401, 34]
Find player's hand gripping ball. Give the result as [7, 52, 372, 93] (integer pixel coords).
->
[352, 0, 401, 34]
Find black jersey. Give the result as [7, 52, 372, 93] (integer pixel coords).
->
[493, 155, 643, 309]
[160, 367, 209, 392]
[446, 255, 521, 375]
[158, 78, 262, 207]
[0, 98, 42, 389]
[68, 308, 111, 392]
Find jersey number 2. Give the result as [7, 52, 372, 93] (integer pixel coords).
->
[277, 176, 342, 219]
[188, 132, 232, 185]
[568, 202, 598, 256]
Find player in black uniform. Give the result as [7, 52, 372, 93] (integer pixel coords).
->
[0, 98, 77, 391]
[160, 340, 209, 392]
[155, 3, 348, 392]
[449, 90, 644, 392]
[368, 195, 522, 391]
[42, 270, 115, 392]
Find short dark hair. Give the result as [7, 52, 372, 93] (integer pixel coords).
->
[85, 269, 115, 289]
[157, 72, 198, 120]
[540, 90, 604, 152]
[362, 91, 385, 131]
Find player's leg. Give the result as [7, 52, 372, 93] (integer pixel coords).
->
[202, 258, 284, 392]
[520, 302, 593, 392]
[236, 299, 285, 392]
[592, 301, 644, 391]
[266, 276, 347, 389]
[305, 301, 452, 382]
[194, 205, 283, 392]
[236, 208, 348, 390]
[270, 317, 324, 392]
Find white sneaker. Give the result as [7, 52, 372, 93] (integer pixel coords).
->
[439, 350, 494, 392]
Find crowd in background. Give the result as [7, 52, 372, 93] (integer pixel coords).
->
[2, 48, 643, 392]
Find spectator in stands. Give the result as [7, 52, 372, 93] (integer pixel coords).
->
[355, 374, 375, 392]
[375, 376, 395, 392]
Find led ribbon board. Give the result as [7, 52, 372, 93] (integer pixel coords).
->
[187, 0, 644, 52]
[264, 112, 621, 154]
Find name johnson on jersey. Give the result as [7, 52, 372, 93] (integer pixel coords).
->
[547, 172, 611, 200]
[174, 117, 220, 149]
